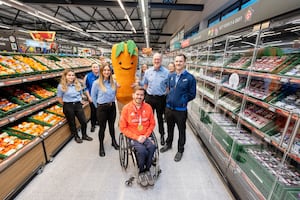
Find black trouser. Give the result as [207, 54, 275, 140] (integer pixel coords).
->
[145, 94, 166, 137]
[165, 107, 187, 153]
[89, 102, 97, 127]
[63, 102, 87, 138]
[96, 102, 116, 144]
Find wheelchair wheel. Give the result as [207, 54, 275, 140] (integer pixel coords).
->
[119, 133, 129, 169]
[150, 133, 161, 179]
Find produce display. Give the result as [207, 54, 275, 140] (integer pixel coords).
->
[0, 98, 21, 113]
[10, 121, 50, 136]
[25, 85, 55, 99]
[0, 131, 31, 157]
[31, 111, 64, 126]
[0, 55, 34, 73]
[3, 87, 40, 104]
[14, 55, 50, 71]
[46, 104, 64, 117]
[32, 56, 62, 70]
[0, 64, 15, 75]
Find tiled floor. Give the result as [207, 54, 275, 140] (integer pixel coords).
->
[14, 120, 235, 200]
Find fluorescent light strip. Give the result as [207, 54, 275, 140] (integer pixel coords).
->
[117, 0, 136, 33]
[87, 30, 133, 34]
[0, 24, 10, 29]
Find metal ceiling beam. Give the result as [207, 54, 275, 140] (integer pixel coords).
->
[20, 1, 204, 11]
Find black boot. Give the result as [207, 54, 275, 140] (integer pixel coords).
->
[111, 139, 120, 150]
[99, 143, 105, 157]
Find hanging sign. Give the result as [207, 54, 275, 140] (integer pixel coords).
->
[29, 31, 56, 42]
[142, 47, 152, 55]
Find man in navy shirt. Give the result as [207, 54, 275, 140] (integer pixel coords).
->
[84, 63, 99, 132]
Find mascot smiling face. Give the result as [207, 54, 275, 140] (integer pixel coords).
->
[111, 40, 138, 106]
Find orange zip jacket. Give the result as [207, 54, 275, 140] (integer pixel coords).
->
[119, 101, 155, 141]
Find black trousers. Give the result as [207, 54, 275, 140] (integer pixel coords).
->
[89, 102, 97, 127]
[96, 102, 116, 143]
[165, 107, 187, 153]
[63, 102, 87, 137]
[145, 94, 166, 137]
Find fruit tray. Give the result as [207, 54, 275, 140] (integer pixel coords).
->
[31, 55, 63, 72]
[13, 54, 51, 72]
[25, 85, 56, 100]
[0, 130, 32, 159]
[8, 121, 50, 137]
[0, 54, 36, 77]
[46, 104, 64, 117]
[0, 63, 16, 78]
[30, 111, 64, 126]
[0, 97, 23, 116]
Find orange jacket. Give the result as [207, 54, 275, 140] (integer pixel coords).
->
[119, 101, 155, 141]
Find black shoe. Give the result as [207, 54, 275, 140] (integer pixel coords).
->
[99, 148, 105, 157]
[112, 142, 120, 150]
[82, 135, 93, 141]
[75, 137, 82, 143]
[160, 136, 165, 146]
[174, 152, 183, 162]
[160, 145, 171, 153]
[91, 126, 95, 132]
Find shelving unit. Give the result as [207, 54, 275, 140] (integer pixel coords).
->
[182, 7, 300, 200]
[0, 54, 92, 199]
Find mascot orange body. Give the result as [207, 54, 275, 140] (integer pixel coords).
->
[111, 40, 138, 109]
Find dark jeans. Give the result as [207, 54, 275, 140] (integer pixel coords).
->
[96, 102, 116, 143]
[130, 138, 156, 173]
[145, 94, 166, 137]
[165, 107, 187, 153]
[63, 102, 87, 137]
[89, 102, 97, 127]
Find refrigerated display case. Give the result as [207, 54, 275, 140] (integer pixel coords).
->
[184, 8, 300, 200]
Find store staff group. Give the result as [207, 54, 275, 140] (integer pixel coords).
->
[57, 53, 196, 162]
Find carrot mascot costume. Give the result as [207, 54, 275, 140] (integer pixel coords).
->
[111, 40, 138, 112]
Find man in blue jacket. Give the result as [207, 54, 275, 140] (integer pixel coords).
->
[160, 53, 196, 162]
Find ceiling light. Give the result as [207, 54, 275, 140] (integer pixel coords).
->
[0, 24, 10, 29]
[117, 0, 136, 33]
[87, 30, 133, 34]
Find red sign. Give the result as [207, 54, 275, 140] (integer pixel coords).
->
[30, 31, 56, 42]
[181, 39, 190, 48]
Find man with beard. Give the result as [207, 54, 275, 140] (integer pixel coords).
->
[119, 86, 156, 187]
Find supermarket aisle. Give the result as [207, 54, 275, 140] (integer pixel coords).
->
[15, 121, 234, 200]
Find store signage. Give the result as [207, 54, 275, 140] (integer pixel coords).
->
[0, 33, 18, 51]
[29, 31, 56, 42]
[181, 39, 190, 48]
[142, 47, 152, 55]
[187, 0, 300, 47]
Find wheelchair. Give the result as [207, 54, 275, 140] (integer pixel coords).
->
[119, 132, 161, 186]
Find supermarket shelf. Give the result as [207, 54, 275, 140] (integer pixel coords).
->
[0, 67, 90, 87]
[0, 97, 58, 127]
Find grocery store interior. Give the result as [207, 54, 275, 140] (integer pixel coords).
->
[0, 0, 300, 200]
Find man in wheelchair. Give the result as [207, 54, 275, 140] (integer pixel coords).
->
[119, 86, 156, 187]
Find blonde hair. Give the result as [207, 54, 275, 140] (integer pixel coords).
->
[60, 69, 82, 92]
[98, 63, 116, 92]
